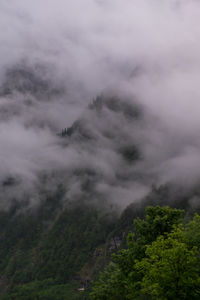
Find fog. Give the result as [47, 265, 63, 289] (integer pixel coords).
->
[1, 0, 200, 210]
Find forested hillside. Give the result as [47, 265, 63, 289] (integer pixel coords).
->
[0, 67, 200, 299]
[0, 182, 200, 299]
[1, 1, 200, 297]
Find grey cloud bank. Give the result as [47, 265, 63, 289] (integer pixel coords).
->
[0, 0, 200, 210]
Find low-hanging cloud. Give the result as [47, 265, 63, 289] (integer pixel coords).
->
[1, 0, 200, 210]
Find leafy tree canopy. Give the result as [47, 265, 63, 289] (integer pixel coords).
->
[91, 206, 200, 300]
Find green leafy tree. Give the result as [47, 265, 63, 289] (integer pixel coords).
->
[114, 205, 184, 271]
[90, 262, 125, 300]
[91, 206, 184, 300]
[184, 213, 200, 248]
[133, 205, 184, 244]
[134, 227, 200, 299]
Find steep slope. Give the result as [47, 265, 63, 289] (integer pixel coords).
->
[0, 65, 200, 299]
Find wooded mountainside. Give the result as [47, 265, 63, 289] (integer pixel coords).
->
[1, 184, 200, 299]
[1, 67, 200, 299]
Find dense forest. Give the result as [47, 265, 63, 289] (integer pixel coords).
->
[0, 183, 200, 299]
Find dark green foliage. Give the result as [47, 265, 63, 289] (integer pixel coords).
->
[133, 205, 184, 244]
[35, 205, 116, 282]
[0, 190, 200, 300]
[1, 279, 82, 300]
[0, 201, 119, 299]
[0, 211, 42, 283]
[134, 227, 200, 299]
[91, 205, 200, 300]
[90, 262, 124, 300]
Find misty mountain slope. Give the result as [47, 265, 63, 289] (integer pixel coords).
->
[1, 0, 200, 298]
[0, 64, 149, 213]
[57, 95, 144, 207]
[1, 69, 200, 297]
[0, 63, 200, 213]
[0, 67, 51, 98]
[1, 62, 200, 214]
